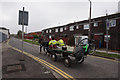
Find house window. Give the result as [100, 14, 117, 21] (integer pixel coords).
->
[69, 26, 74, 31]
[76, 25, 79, 29]
[49, 29, 51, 33]
[93, 22, 98, 27]
[84, 24, 89, 29]
[64, 27, 67, 30]
[55, 28, 58, 32]
[49, 35, 51, 39]
[46, 30, 48, 33]
[109, 19, 116, 27]
[60, 28, 63, 32]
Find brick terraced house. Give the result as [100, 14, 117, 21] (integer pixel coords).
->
[42, 13, 120, 50]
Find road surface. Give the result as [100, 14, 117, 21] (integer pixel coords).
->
[8, 37, 119, 79]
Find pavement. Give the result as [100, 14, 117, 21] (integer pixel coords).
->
[1, 42, 57, 80]
[0, 43, 2, 80]
[96, 50, 120, 55]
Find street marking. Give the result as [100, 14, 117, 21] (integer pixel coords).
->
[7, 39, 75, 80]
[88, 55, 120, 63]
[7, 39, 10, 44]
[34, 56, 74, 79]
[34, 57, 71, 80]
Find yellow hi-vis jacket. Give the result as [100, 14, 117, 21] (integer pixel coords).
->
[49, 40, 57, 45]
[58, 39, 65, 46]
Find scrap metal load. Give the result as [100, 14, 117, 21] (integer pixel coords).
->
[47, 38, 96, 67]
[56, 45, 74, 52]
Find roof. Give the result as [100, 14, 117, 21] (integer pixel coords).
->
[42, 13, 120, 31]
[0, 27, 8, 30]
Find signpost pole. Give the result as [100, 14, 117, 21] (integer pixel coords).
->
[106, 12, 109, 54]
[106, 25, 108, 54]
[18, 7, 28, 61]
[21, 7, 25, 61]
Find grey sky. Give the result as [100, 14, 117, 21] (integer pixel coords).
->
[0, 0, 119, 34]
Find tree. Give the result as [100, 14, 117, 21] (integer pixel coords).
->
[17, 30, 22, 38]
[33, 35, 38, 39]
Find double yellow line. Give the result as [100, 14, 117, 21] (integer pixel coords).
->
[7, 39, 75, 80]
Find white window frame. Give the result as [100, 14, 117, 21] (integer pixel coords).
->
[83, 24, 89, 30]
[46, 30, 48, 33]
[76, 25, 79, 29]
[60, 28, 63, 32]
[93, 22, 98, 27]
[69, 26, 74, 31]
[49, 29, 51, 33]
[55, 28, 58, 32]
[64, 27, 67, 30]
[49, 35, 51, 39]
[109, 19, 116, 27]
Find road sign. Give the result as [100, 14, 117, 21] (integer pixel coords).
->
[19, 10, 29, 26]
[104, 34, 110, 42]
[18, 7, 29, 61]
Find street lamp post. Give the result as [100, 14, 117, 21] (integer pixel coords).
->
[88, 0, 92, 40]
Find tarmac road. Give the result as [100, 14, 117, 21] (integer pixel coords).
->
[9, 37, 119, 79]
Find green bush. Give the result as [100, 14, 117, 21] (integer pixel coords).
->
[33, 35, 38, 39]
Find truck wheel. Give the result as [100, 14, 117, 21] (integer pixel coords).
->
[51, 53, 57, 61]
[64, 57, 71, 67]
